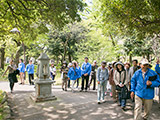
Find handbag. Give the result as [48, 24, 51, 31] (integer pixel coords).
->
[116, 71, 126, 91]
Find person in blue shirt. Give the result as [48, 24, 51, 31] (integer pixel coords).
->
[26, 60, 34, 85]
[131, 59, 160, 120]
[155, 59, 160, 75]
[80, 57, 92, 92]
[18, 59, 25, 85]
[68, 61, 80, 93]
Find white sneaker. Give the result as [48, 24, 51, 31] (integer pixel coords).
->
[102, 100, 106, 103]
[97, 100, 101, 104]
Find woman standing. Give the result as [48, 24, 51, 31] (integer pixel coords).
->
[68, 61, 80, 93]
[97, 61, 109, 104]
[2, 60, 18, 93]
[114, 62, 128, 110]
[50, 63, 56, 81]
[18, 59, 25, 85]
[109, 62, 117, 102]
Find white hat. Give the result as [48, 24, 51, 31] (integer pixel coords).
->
[68, 63, 72, 67]
[115, 62, 124, 67]
[141, 59, 149, 65]
[93, 60, 97, 63]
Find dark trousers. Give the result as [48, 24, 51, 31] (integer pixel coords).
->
[10, 82, 14, 91]
[68, 79, 70, 88]
[76, 78, 79, 88]
[88, 75, 96, 90]
[81, 75, 89, 90]
[50, 72, 55, 81]
[29, 74, 34, 85]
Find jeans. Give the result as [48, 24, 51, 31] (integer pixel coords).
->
[118, 92, 126, 107]
[97, 81, 107, 101]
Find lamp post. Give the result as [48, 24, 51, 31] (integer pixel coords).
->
[10, 28, 26, 65]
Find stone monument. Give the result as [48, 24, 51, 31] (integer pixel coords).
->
[31, 53, 56, 102]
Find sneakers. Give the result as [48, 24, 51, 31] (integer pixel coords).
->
[97, 100, 101, 104]
[102, 100, 106, 103]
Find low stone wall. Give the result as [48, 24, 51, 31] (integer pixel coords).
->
[0, 92, 11, 120]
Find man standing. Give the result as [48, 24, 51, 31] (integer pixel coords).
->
[97, 61, 109, 104]
[26, 60, 34, 85]
[131, 59, 160, 120]
[80, 57, 91, 92]
[128, 60, 139, 89]
[88, 60, 98, 90]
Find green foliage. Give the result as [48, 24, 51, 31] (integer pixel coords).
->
[47, 22, 88, 62]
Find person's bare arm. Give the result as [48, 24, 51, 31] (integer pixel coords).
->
[2, 66, 9, 77]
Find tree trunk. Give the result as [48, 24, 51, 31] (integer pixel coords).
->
[0, 43, 6, 69]
[109, 33, 116, 46]
[15, 47, 22, 66]
[129, 54, 132, 64]
[147, 54, 150, 62]
[68, 54, 72, 62]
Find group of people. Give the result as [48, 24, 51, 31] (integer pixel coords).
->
[2, 59, 35, 92]
[59, 57, 160, 120]
[2, 57, 160, 120]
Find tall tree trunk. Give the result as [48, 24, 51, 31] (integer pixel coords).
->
[15, 48, 22, 66]
[109, 33, 116, 46]
[0, 43, 6, 69]
[68, 54, 72, 62]
[147, 54, 150, 62]
[129, 54, 132, 64]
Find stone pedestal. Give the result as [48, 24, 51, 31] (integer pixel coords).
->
[31, 53, 57, 102]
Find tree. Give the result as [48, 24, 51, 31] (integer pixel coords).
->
[47, 22, 88, 64]
[0, 0, 85, 68]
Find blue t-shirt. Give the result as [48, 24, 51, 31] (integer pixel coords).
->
[18, 62, 25, 73]
[26, 64, 34, 74]
[81, 62, 92, 75]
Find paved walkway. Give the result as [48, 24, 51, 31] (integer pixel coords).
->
[0, 82, 160, 120]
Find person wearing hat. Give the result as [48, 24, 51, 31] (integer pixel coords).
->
[80, 57, 92, 92]
[26, 60, 35, 85]
[68, 61, 80, 93]
[97, 61, 109, 104]
[88, 60, 98, 90]
[60, 61, 69, 91]
[131, 59, 160, 120]
[114, 62, 128, 110]
[50, 62, 56, 81]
